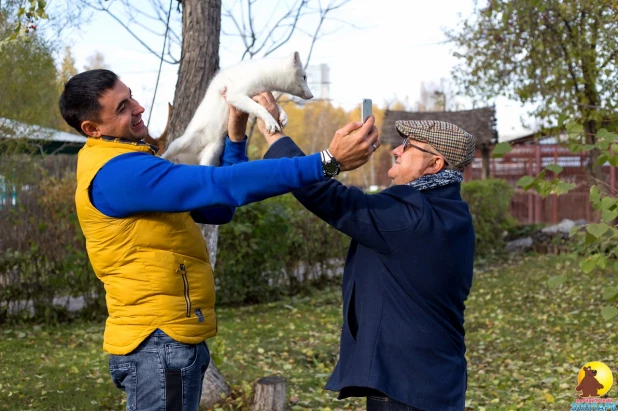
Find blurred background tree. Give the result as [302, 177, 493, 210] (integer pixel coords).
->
[447, 0, 618, 187]
[0, 3, 62, 132]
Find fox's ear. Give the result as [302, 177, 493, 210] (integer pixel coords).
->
[292, 51, 301, 66]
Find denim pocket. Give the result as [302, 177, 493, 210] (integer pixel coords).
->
[109, 362, 137, 411]
[164, 342, 198, 370]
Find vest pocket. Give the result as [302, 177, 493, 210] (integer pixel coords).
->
[177, 264, 191, 317]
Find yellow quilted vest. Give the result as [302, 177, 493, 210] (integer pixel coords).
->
[75, 138, 216, 355]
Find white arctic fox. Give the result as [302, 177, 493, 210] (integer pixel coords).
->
[162, 51, 314, 166]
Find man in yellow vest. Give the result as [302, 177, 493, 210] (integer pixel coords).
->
[59, 69, 379, 411]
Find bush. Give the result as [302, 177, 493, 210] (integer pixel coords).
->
[461, 179, 517, 257]
[1, 154, 350, 318]
[216, 194, 349, 304]
[0, 155, 105, 324]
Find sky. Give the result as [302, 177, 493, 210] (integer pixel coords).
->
[57, 0, 535, 141]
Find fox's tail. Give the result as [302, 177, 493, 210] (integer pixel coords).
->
[143, 103, 173, 154]
[161, 133, 191, 160]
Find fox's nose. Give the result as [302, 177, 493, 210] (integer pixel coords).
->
[306, 93, 313, 99]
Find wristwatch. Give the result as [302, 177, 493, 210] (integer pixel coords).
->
[320, 149, 340, 178]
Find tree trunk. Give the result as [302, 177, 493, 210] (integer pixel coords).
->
[200, 361, 231, 409]
[251, 376, 288, 411]
[167, 0, 221, 142]
[166, 0, 229, 406]
[583, 119, 607, 194]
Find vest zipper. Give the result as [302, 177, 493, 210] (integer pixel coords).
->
[179, 264, 191, 317]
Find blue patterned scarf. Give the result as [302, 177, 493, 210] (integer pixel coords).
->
[407, 169, 463, 191]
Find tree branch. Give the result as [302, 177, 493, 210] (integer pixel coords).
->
[247, 0, 308, 58]
[83, 0, 179, 64]
[263, 0, 310, 56]
[600, 48, 618, 69]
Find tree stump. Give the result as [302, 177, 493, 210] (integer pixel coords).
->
[199, 360, 231, 409]
[251, 376, 287, 411]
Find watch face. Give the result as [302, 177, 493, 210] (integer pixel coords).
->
[324, 160, 340, 176]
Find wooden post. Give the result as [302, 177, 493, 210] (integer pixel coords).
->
[553, 145, 558, 224]
[528, 158, 534, 224]
[481, 145, 491, 180]
[251, 376, 287, 411]
[535, 145, 542, 223]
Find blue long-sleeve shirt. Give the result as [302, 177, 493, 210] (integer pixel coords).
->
[91, 136, 326, 223]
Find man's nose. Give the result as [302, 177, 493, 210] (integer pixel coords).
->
[133, 103, 145, 115]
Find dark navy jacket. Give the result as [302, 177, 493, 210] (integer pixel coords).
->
[265, 137, 475, 411]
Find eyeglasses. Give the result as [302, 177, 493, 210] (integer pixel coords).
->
[403, 138, 449, 166]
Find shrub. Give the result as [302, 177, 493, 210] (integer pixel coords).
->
[461, 179, 517, 257]
[215, 194, 349, 304]
[0, 155, 104, 324]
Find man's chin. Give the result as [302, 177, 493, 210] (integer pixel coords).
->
[131, 130, 149, 141]
[387, 168, 397, 181]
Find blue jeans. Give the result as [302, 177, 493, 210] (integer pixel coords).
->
[367, 395, 425, 411]
[109, 330, 211, 411]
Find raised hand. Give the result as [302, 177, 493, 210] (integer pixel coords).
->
[328, 116, 380, 171]
[252, 92, 284, 145]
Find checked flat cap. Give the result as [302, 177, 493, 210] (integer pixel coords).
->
[395, 120, 476, 171]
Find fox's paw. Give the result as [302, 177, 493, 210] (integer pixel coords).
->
[264, 117, 282, 133]
[278, 106, 288, 129]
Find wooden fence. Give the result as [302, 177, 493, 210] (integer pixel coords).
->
[463, 143, 617, 225]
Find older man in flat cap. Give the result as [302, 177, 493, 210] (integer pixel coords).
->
[254, 93, 475, 411]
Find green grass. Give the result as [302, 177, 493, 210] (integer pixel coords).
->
[1, 254, 617, 410]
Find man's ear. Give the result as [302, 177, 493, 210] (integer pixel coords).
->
[81, 120, 101, 137]
[428, 157, 446, 174]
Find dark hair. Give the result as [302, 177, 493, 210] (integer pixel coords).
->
[59, 69, 119, 136]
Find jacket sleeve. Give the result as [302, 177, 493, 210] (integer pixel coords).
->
[264, 137, 423, 254]
[91, 142, 325, 218]
[190, 207, 234, 225]
[189, 136, 249, 224]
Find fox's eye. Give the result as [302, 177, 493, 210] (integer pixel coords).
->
[303, 75, 306, 81]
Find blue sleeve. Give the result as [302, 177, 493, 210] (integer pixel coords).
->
[189, 136, 249, 224]
[264, 137, 421, 253]
[91, 143, 325, 219]
[219, 135, 249, 166]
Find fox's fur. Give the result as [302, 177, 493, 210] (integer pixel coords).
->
[162, 52, 313, 166]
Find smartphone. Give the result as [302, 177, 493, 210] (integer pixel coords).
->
[361, 99, 372, 123]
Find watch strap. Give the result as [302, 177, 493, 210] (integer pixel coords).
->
[320, 149, 340, 177]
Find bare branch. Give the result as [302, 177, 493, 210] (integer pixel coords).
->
[324, 16, 369, 30]
[600, 48, 618, 69]
[245, 0, 257, 60]
[263, 0, 310, 57]
[223, 5, 250, 50]
[227, 0, 311, 59]
[82, 0, 179, 64]
[147, 0, 174, 127]
[303, 0, 353, 67]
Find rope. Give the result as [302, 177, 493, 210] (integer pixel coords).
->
[147, 0, 174, 128]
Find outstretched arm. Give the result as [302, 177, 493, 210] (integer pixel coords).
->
[91, 150, 325, 218]
[189, 135, 249, 224]
[264, 137, 421, 253]
[253, 92, 419, 253]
